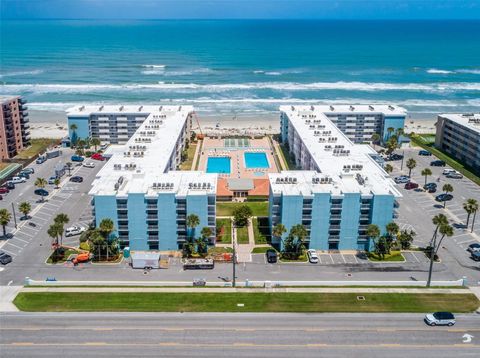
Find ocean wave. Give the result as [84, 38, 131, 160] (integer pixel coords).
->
[142, 67, 213, 76]
[426, 69, 454, 74]
[264, 72, 282, 76]
[141, 70, 166, 75]
[0, 70, 44, 78]
[456, 69, 480, 75]
[141, 64, 166, 69]
[3, 81, 480, 94]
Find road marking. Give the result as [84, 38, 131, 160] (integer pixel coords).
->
[458, 238, 477, 245]
[5, 241, 23, 250]
[11, 236, 29, 244]
[0, 248, 17, 256]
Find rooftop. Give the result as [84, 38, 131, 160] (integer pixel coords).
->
[273, 105, 402, 197]
[439, 113, 480, 134]
[67, 104, 168, 116]
[312, 104, 407, 116]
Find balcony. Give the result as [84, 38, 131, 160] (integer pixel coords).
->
[329, 225, 341, 231]
[147, 226, 158, 231]
[330, 215, 341, 220]
[331, 204, 342, 209]
[147, 215, 158, 221]
[118, 226, 129, 231]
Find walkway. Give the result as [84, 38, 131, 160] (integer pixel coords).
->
[236, 218, 255, 263]
[0, 285, 21, 312]
[190, 139, 202, 170]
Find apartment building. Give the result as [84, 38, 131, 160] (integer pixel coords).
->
[435, 113, 480, 174]
[0, 96, 30, 160]
[89, 106, 217, 250]
[272, 105, 401, 251]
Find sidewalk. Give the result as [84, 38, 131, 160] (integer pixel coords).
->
[0, 285, 21, 312]
[236, 218, 255, 262]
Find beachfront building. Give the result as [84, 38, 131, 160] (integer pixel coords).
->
[89, 105, 217, 250]
[67, 105, 169, 144]
[272, 105, 402, 251]
[435, 113, 480, 174]
[282, 105, 407, 144]
[0, 96, 30, 160]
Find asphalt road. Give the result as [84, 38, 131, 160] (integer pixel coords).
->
[1, 312, 479, 357]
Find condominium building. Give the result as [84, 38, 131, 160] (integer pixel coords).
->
[67, 105, 165, 144]
[272, 105, 401, 251]
[0, 96, 30, 160]
[435, 113, 480, 174]
[89, 106, 217, 250]
[281, 104, 406, 144]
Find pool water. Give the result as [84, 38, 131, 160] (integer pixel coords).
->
[206, 157, 231, 174]
[244, 152, 269, 169]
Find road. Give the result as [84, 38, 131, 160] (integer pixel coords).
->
[1, 312, 479, 357]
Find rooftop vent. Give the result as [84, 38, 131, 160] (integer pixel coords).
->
[329, 105, 334, 111]
[349, 105, 355, 111]
[388, 105, 395, 111]
[368, 105, 374, 111]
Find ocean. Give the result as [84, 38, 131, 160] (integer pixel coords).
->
[1, 19, 480, 120]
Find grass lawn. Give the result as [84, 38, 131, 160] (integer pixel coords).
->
[216, 218, 232, 244]
[15, 138, 59, 159]
[410, 134, 480, 186]
[279, 143, 296, 170]
[46, 249, 79, 264]
[14, 292, 479, 313]
[253, 217, 271, 244]
[179, 143, 197, 170]
[280, 254, 308, 262]
[251, 246, 276, 254]
[208, 247, 233, 255]
[236, 226, 249, 244]
[368, 251, 405, 262]
[216, 202, 269, 217]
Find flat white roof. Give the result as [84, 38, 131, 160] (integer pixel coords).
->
[272, 105, 402, 197]
[67, 104, 166, 116]
[89, 105, 217, 197]
[312, 104, 407, 117]
[439, 113, 480, 135]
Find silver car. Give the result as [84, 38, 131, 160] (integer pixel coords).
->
[424, 312, 455, 326]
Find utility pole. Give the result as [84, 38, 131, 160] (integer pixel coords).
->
[232, 219, 236, 288]
[400, 150, 405, 171]
[11, 203, 17, 229]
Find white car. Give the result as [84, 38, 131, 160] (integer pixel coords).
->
[10, 176, 26, 184]
[424, 312, 455, 326]
[307, 249, 319, 264]
[83, 162, 95, 168]
[65, 226, 86, 237]
[442, 168, 456, 175]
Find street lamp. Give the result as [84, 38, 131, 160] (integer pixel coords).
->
[232, 219, 236, 288]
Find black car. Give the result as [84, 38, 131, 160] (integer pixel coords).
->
[0, 252, 12, 265]
[18, 172, 30, 179]
[430, 160, 446, 167]
[435, 193, 453, 202]
[423, 182, 437, 193]
[467, 243, 480, 253]
[418, 150, 432, 156]
[388, 153, 404, 161]
[266, 249, 277, 264]
[6, 182, 15, 190]
[69, 176, 83, 183]
[34, 188, 49, 196]
[471, 252, 480, 261]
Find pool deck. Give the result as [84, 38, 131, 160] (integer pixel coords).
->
[198, 137, 279, 179]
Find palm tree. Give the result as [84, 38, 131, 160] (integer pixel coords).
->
[0, 209, 12, 238]
[427, 214, 449, 287]
[421, 168, 432, 186]
[442, 183, 454, 208]
[406, 158, 416, 178]
[384, 164, 393, 174]
[463, 199, 478, 229]
[366, 224, 381, 249]
[34, 177, 47, 202]
[66, 162, 73, 176]
[47, 222, 63, 246]
[54, 213, 70, 246]
[370, 133, 381, 149]
[91, 138, 101, 151]
[272, 223, 287, 241]
[385, 222, 399, 242]
[186, 214, 200, 240]
[99, 218, 115, 261]
[70, 123, 78, 147]
[387, 127, 395, 140]
[470, 200, 479, 233]
[54, 178, 60, 189]
[19, 202, 32, 220]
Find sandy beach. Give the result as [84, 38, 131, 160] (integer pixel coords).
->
[28, 109, 437, 139]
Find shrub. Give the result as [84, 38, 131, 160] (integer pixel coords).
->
[79, 242, 90, 251]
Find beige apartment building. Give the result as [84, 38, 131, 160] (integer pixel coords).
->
[0, 96, 30, 160]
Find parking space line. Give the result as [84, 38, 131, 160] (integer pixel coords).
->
[44, 202, 61, 209]
[39, 206, 56, 213]
[353, 254, 359, 263]
[411, 252, 421, 263]
[35, 212, 51, 219]
[0, 248, 17, 256]
[11, 236, 29, 244]
[5, 241, 23, 250]
[458, 238, 477, 245]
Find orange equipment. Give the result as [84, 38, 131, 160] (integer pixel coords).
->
[73, 252, 90, 265]
[192, 111, 204, 140]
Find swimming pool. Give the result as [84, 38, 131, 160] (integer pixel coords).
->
[206, 157, 231, 174]
[244, 152, 269, 169]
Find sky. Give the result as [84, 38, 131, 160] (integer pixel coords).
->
[1, 0, 480, 20]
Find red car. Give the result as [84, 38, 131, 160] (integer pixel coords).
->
[404, 182, 419, 190]
[0, 187, 9, 194]
[90, 153, 105, 161]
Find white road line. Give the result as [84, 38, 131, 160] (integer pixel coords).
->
[11, 236, 29, 244]
[35, 212, 51, 219]
[353, 254, 359, 263]
[5, 241, 23, 250]
[458, 238, 477, 245]
[39, 206, 56, 213]
[341, 254, 346, 264]
[411, 252, 421, 263]
[0, 248, 17, 256]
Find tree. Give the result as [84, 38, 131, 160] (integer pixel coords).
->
[91, 137, 101, 151]
[47, 222, 63, 246]
[366, 224, 381, 249]
[385, 222, 399, 247]
[421, 168, 432, 186]
[19, 202, 32, 220]
[397, 229, 416, 250]
[99, 218, 116, 261]
[374, 236, 389, 260]
[186, 214, 200, 240]
[387, 127, 395, 139]
[385, 136, 398, 156]
[281, 224, 307, 260]
[384, 164, 393, 174]
[370, 133, 381, 149]
[406, 158, 416, 178]
[34, 177, 47, 202]
[66, 162, 73, 176]
[272, 223, 287, 240]
[53, 213, 70, 246]
[463, 199, 478, 229]
[471, 200, 479, 233]
[70, 123, 78, 146]
[232, 205, 253, 227]
[195, 227, 212, 255]
[54, 178, 60, 189]
[0, 209, 12, 238]
[442, 183, 454, 208]
[426, 214, 449, 287]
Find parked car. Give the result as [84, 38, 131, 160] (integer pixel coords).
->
[435, 193, 453, 202]
[18, 172, 30, 179]
[424, 312, 455, 326]
[36, 156, 46, 164]
[6, 182, 15, 190]
[471, 251, 480, 262]
[405, 182, 419, 190]
[388, 153, 404, 161]
[423, 182, 437, 193]
[307, 249, 319, 264]
[48, 176, 58, 185]
[0, 252, 12, 265]
[69, 176, 83, 183]
[467, 243, 480, 253]
[442, 168, 456, 175]
[418, 150, 432, 156]
[446, 171, 463, 179]
[71, 155, 84, 162]
[0, 187, 9, 194]
[266, 249, 277, 264]
[394, 176, 410, 184]
[65, 226, 87, 237]
[34, 188, 49, 196]
[430, 160, 446, 167]
[10, 176, 26, 184]
[91, 153, 105, 161]
[22, 167, 35, 174]
[83, 162, 95, 168]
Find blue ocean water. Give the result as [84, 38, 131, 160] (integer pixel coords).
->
[1, 20, 480, 118]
